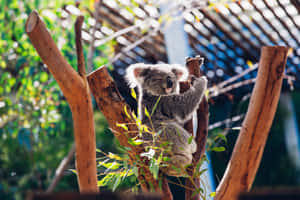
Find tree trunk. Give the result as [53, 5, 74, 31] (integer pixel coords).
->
[182, 57, 209, 200]
[26, 11, 98, 192]
[214, 46, 290, 200]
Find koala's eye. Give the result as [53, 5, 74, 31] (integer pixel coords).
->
[166, 76, 173, 88]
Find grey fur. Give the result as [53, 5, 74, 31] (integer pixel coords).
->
[126, 63, 207, 176]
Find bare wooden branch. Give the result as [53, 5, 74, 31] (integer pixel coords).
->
[87, 67, 136, 149]
[25, 11, 84, 103]
[47, 143, 76, 193]
[75, 15, 86, 78]
[214, 46, 290, 200]
[26, 11, 98, 192]
[183, 56, 209, 200]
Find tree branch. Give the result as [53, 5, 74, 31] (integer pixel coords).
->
[75, 16, 86, 78]
[183, 56, 209, 200]
[214, 46, 290, 200]
[87, 67, 173, 199]
[25, 11, 84, 103]
[46, 143, 76, 193]
[26, 11, 98, 192]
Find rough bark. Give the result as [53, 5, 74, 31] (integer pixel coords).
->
[87, 67, 173, 200]
[182, 57, 209, 200]
[214, 46, 290, 200]
[26, 11, 98, 192]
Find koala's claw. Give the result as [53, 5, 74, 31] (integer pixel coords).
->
[199, 76, 208, 84]
[190, 75, 197, 84]
[190, 75, 207, 86]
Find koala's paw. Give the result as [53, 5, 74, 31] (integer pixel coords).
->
[190, 75, 197, 84]
[192, 76, 207, 90]
[198, 76, 207, 84]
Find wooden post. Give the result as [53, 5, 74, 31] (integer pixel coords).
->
[214, 46, 290, 200]
[26, 11, 98, 192]
[182, 57, 209, 200]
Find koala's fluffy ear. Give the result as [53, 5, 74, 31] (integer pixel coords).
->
[125, 63, 149, 88]
[171, 64, 189, 81]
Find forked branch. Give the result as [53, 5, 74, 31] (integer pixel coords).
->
[26, 11, 98, 192]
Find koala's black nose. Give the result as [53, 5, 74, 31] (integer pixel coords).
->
[166, 76, 173, 88]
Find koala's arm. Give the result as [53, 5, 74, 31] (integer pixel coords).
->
[160, 76, 207, 122]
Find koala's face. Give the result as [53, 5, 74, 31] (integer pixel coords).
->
[126, 64, 188, 96]
[142, 68, 178, 95]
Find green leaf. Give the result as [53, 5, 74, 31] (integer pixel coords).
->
[121, 169, 132, 181]
[96, 148, 103, 153]
[8, 77, 16, 87]
[171, 166, 181, 174]
[69, 169, 77, 175]
[0, 60, 6, 68]
[144, 107, 150, 118]
[204, 89, 209, 99]
[151, 96, 161, 116]
[124, 105, 131, 120]
[188, 135, 194, 144]
[211, 146, 226, 152]
[149, 158, 159, 180]
[141, 125, 151, 133]
[194, 155, 208, 176]
[131, 111, 137, 120]
[247, 60, 253, 68]
[191, 188, 203, 198]
[116, 123, 128, 131]
[40, 72, 48, 82]
[131, 88, 137, 99]
[97, 173, 114, 187]
[99, 161, 121, 170]
[159, 178, 163, 190]
[217, 133, 227, 143]
[112, 174, 121, 191]
[132, 165, 139, 177]
[135, 117, 142, 128]
[210, 192, 216, 197]
[163, 156, 171, 162]
[108, 152, 123, 161]
[195, 168, 208, 177]
[157, 152, 163, 163]
[128, 138, 143, 146]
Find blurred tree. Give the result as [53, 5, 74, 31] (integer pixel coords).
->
[0, 1, 110, 199]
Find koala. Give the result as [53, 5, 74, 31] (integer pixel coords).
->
[125, 63, 207, 176]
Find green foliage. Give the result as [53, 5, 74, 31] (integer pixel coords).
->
[96, 102, 213, 197]
[206, 129, 227, 153]
[96, 149, 138, 192]
[0, 1, 109, 199]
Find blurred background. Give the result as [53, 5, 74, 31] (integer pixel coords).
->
[0, 0, 300, 199]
